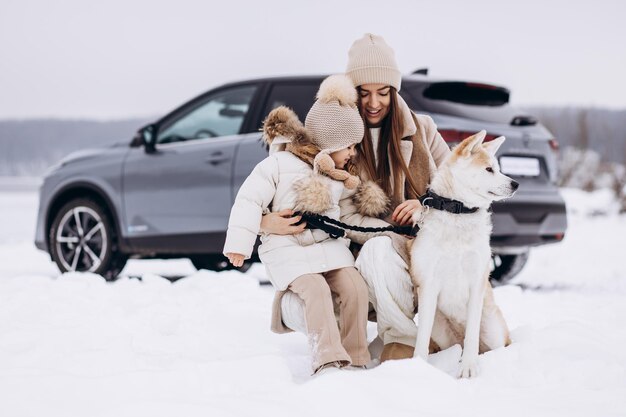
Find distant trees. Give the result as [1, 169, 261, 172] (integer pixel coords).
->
[527, 107, 626, 213]
[526, 107, 626, 165]
[1, 108, 625, 211]
[557, 147, 626, 213]
[0, 118, 151, 176]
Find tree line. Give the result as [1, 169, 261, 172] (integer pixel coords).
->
[0, 108, 624, 211]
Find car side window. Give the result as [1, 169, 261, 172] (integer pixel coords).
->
[262, 83, 319, 125]
[157, 85, 257, 144]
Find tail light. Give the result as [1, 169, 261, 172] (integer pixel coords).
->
[438, 129, 498, 145]
[549, 138, 560, 152]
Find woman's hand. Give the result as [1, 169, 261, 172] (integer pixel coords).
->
[225, 253, 245, 267]
[392, 199, 422, 225]
[260, 209, 307, 235]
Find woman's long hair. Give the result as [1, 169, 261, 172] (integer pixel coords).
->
[355, 87, 420, 203]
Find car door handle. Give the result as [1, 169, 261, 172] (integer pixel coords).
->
[205, 152, 230, 166]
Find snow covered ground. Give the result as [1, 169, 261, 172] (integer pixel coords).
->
[0, 184, 625, 417]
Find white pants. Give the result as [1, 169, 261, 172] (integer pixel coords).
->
[355, 236, 417, 347]
[281, 236, 417, 347]
[281, 291, 307, 334]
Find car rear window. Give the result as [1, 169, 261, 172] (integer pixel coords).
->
[423, 82, 509, 106]
[401, 80, 528, 125]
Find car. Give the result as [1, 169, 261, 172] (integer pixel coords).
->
[34, 73, 567, 284]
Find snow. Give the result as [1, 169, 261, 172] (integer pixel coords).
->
[0, 185, 625, 417]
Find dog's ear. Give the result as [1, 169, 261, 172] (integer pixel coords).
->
[482, 136, 506, 156]
[454, 130, 486, 158]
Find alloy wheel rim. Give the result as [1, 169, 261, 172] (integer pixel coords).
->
[55, 206, 108, 272]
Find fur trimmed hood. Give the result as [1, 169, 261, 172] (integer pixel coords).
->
[262, 106, 360, 191]
[262, 106, 319, 164]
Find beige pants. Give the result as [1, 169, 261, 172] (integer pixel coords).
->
[288, 267, 371, 370]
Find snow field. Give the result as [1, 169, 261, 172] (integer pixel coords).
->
[0, 187, 624, 416]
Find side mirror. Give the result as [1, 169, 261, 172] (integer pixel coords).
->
[132, 123, 158, 151]
[142, 124, 157, 153]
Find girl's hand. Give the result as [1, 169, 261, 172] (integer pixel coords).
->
[225, 253, 245, 267]
[392, 199, 422, 225]
[260, 209, 307, 235]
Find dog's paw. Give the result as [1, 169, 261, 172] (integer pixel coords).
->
[457, 358, 479, 379]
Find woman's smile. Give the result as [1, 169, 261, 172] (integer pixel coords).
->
[366, 107, 382, 116]
[358, 83, 391, 127]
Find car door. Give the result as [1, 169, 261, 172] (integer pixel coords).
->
[233, 81, 321, 197]
[122, 84, 259, 252]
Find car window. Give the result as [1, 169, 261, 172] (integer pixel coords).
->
[261, 83, 320, 125]
[402, 81, 520, 124]
[157, 85, 257, 144]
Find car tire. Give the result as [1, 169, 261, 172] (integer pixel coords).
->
[190, 255, 252, 273]
[490, 250, 530, 286]
[49, 198, 127, 281]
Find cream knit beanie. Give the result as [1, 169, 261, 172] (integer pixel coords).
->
[346, 33, 402, 91]
[305, 74, 364, 154]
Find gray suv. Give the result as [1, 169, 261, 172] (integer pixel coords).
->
[34, 74, 568, 284]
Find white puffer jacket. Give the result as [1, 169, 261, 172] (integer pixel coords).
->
[223, 152, 355, 290]
[223, 108, 356, 291]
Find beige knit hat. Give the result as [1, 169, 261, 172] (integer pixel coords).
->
[346, 33, 402, 91]
[305, 74, 364, 155]
[303, 74, 364, 189]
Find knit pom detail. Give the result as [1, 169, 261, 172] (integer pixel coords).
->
[313, 152, 335, 173]
[343, 175, 360, 190]
[316, 74, 358, 106]
[313, 152, 360, 189]
[353, 181, 390, 217]
[293, 175, 333, 214]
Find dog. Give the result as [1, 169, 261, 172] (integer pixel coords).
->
[409, 130, 518, 378]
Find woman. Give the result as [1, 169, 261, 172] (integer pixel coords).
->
[261, 33, 450, 362]
[340, 33, 449, 362]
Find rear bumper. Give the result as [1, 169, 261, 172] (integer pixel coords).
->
[490, 190, 567, 250]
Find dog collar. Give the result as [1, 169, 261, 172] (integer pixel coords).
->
[419, 190, 479, 214]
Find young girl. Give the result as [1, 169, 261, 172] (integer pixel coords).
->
[223, 74, 371, 374]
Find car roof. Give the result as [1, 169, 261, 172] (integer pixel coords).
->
[217, 73, 506, 90]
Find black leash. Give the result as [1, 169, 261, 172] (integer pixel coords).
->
[296, 189, 478, 240]
[296, 212, 419, 239]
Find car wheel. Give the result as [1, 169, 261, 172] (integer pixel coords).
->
[49, 198, 127, 281]
[490, 250, 530, 286]
[190, 255, 252, 273]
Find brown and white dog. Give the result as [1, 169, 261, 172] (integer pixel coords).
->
[409, 130, 517, 378]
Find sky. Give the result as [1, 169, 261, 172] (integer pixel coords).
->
[1, 0, 625, 120]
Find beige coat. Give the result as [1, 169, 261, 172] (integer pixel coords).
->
[339, 96, 450, 245]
